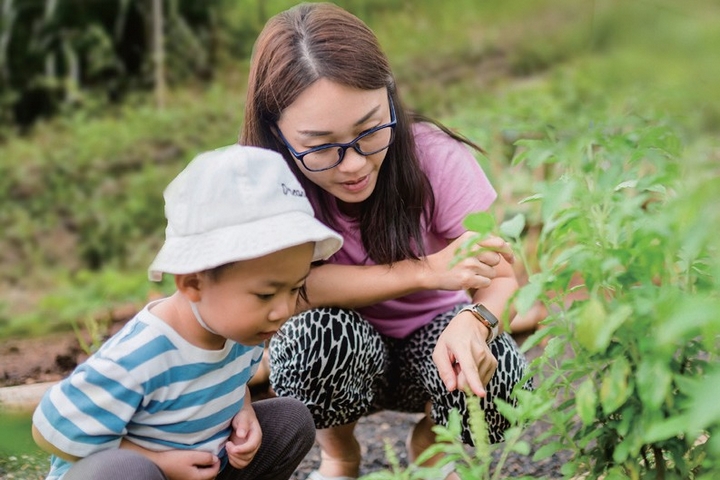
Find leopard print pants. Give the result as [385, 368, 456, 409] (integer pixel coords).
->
[269, 305, 533, 445]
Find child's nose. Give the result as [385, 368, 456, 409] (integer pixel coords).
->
[269, 296, 294, 322]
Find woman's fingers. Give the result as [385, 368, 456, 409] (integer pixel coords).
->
[434, 328, 495, 398]
[477, 250, 502, 267]
[429, 233, 514, 291]
[454, 357, 487, 397]
[478, 236, 515, 264]
[477, 351, 498, 387]
[432, 343, 459, 392]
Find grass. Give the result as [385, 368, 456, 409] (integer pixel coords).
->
[0, 411, 46, 479]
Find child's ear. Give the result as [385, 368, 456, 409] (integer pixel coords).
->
[175, 273, 203, 302]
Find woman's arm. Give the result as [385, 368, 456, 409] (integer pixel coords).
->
[299, 232, 513, 312]
[432, 248, 518, 398]
[466, 252, 518, 335]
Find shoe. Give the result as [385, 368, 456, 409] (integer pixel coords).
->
[307, 470, 356, 480]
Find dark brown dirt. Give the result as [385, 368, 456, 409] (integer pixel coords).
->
[0, 332, 87, 388]
[0, 311, 136, 389]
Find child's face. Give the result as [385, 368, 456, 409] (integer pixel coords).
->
[196, 242, 314, 346]
[276, 78, 391, 205]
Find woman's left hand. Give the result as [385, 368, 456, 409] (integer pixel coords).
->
[432, 311, 498, 397]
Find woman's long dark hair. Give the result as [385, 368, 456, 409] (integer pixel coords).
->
[241, 2, 482, 264]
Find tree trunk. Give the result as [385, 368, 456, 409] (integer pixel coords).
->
[152, 0, 166, 109]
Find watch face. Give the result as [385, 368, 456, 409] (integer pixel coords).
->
[474, 304, 499, 327]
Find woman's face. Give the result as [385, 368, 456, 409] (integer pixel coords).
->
[276, 79, 391, 206]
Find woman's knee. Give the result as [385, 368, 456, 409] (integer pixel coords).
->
[270, 307, 384, 381]
[269, 308, 386, 427]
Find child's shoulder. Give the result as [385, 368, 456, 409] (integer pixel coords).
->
[94, 305, 167, 357]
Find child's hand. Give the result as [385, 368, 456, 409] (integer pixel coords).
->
[225, 406, 262, 469]
[120, 439, 220, 480]
[158, 450, 221, 480]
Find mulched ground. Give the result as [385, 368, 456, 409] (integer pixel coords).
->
[290, 408, 570, 479]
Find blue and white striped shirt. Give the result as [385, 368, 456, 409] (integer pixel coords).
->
[32, 300, 263, 480]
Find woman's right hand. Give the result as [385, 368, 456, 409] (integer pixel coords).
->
[423, 232, 514, 292]
[300, 232, 514, 310]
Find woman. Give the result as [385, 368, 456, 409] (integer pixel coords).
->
[240, 4, 532, 479]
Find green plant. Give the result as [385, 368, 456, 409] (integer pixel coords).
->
[71, 313, 111, 356]
[360, 388, 543, 480]
[360, 100, 719, 479]
[502, 115, 720, 479]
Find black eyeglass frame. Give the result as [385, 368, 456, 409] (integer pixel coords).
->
[275, 95, 397, 172]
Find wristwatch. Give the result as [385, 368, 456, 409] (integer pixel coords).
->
[458, 303, 499, 344]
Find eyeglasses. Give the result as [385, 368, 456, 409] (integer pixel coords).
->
[276, 96, 397, 172]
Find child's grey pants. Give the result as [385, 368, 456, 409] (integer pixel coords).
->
[62, 397, 314, 480]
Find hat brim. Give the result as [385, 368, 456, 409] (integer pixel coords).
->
[148, 211, 342, 281]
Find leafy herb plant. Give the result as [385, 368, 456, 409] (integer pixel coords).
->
[360, 112, 719, 479]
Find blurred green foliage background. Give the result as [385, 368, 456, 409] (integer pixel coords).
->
[0, 0, 718, 338]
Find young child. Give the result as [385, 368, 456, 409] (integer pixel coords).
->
[31, 145, 343, 480]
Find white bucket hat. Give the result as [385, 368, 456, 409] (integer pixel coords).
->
[148, 144, 343, 281]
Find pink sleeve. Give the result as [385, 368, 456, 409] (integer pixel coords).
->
[414, 123, 497, 240]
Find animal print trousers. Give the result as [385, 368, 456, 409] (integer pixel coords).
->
[269, 305, 533, 445]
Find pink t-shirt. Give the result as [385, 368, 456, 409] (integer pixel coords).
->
[326, 122, 497, 338]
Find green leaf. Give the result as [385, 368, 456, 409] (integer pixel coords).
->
[542, 336, 566, 359]
[540, 178, 576, 225]
[657, 296, 718, 347]
[499, 213, 526, 240]
[510, 440, 531, 455]
[593, 304, 632, 351]
[533, 440, 564, 461]
[613, 436, 632, 463]
[576, 377, 598, 426]
[462, 211, 496, 236]
[560, 461, 579, 477]
[518, 193, 543, 204]
[605, 467, 632, 480]
[616, 410, 632, 437]
[682, 367, 720, 431]
[514, 281, 542, 316]
[642, 416, 687, 444]
[575, 297, 607, 353]
[600, 357, 632, 415]
[614, 179, 638, 191]
[636, 359, 672, 410]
